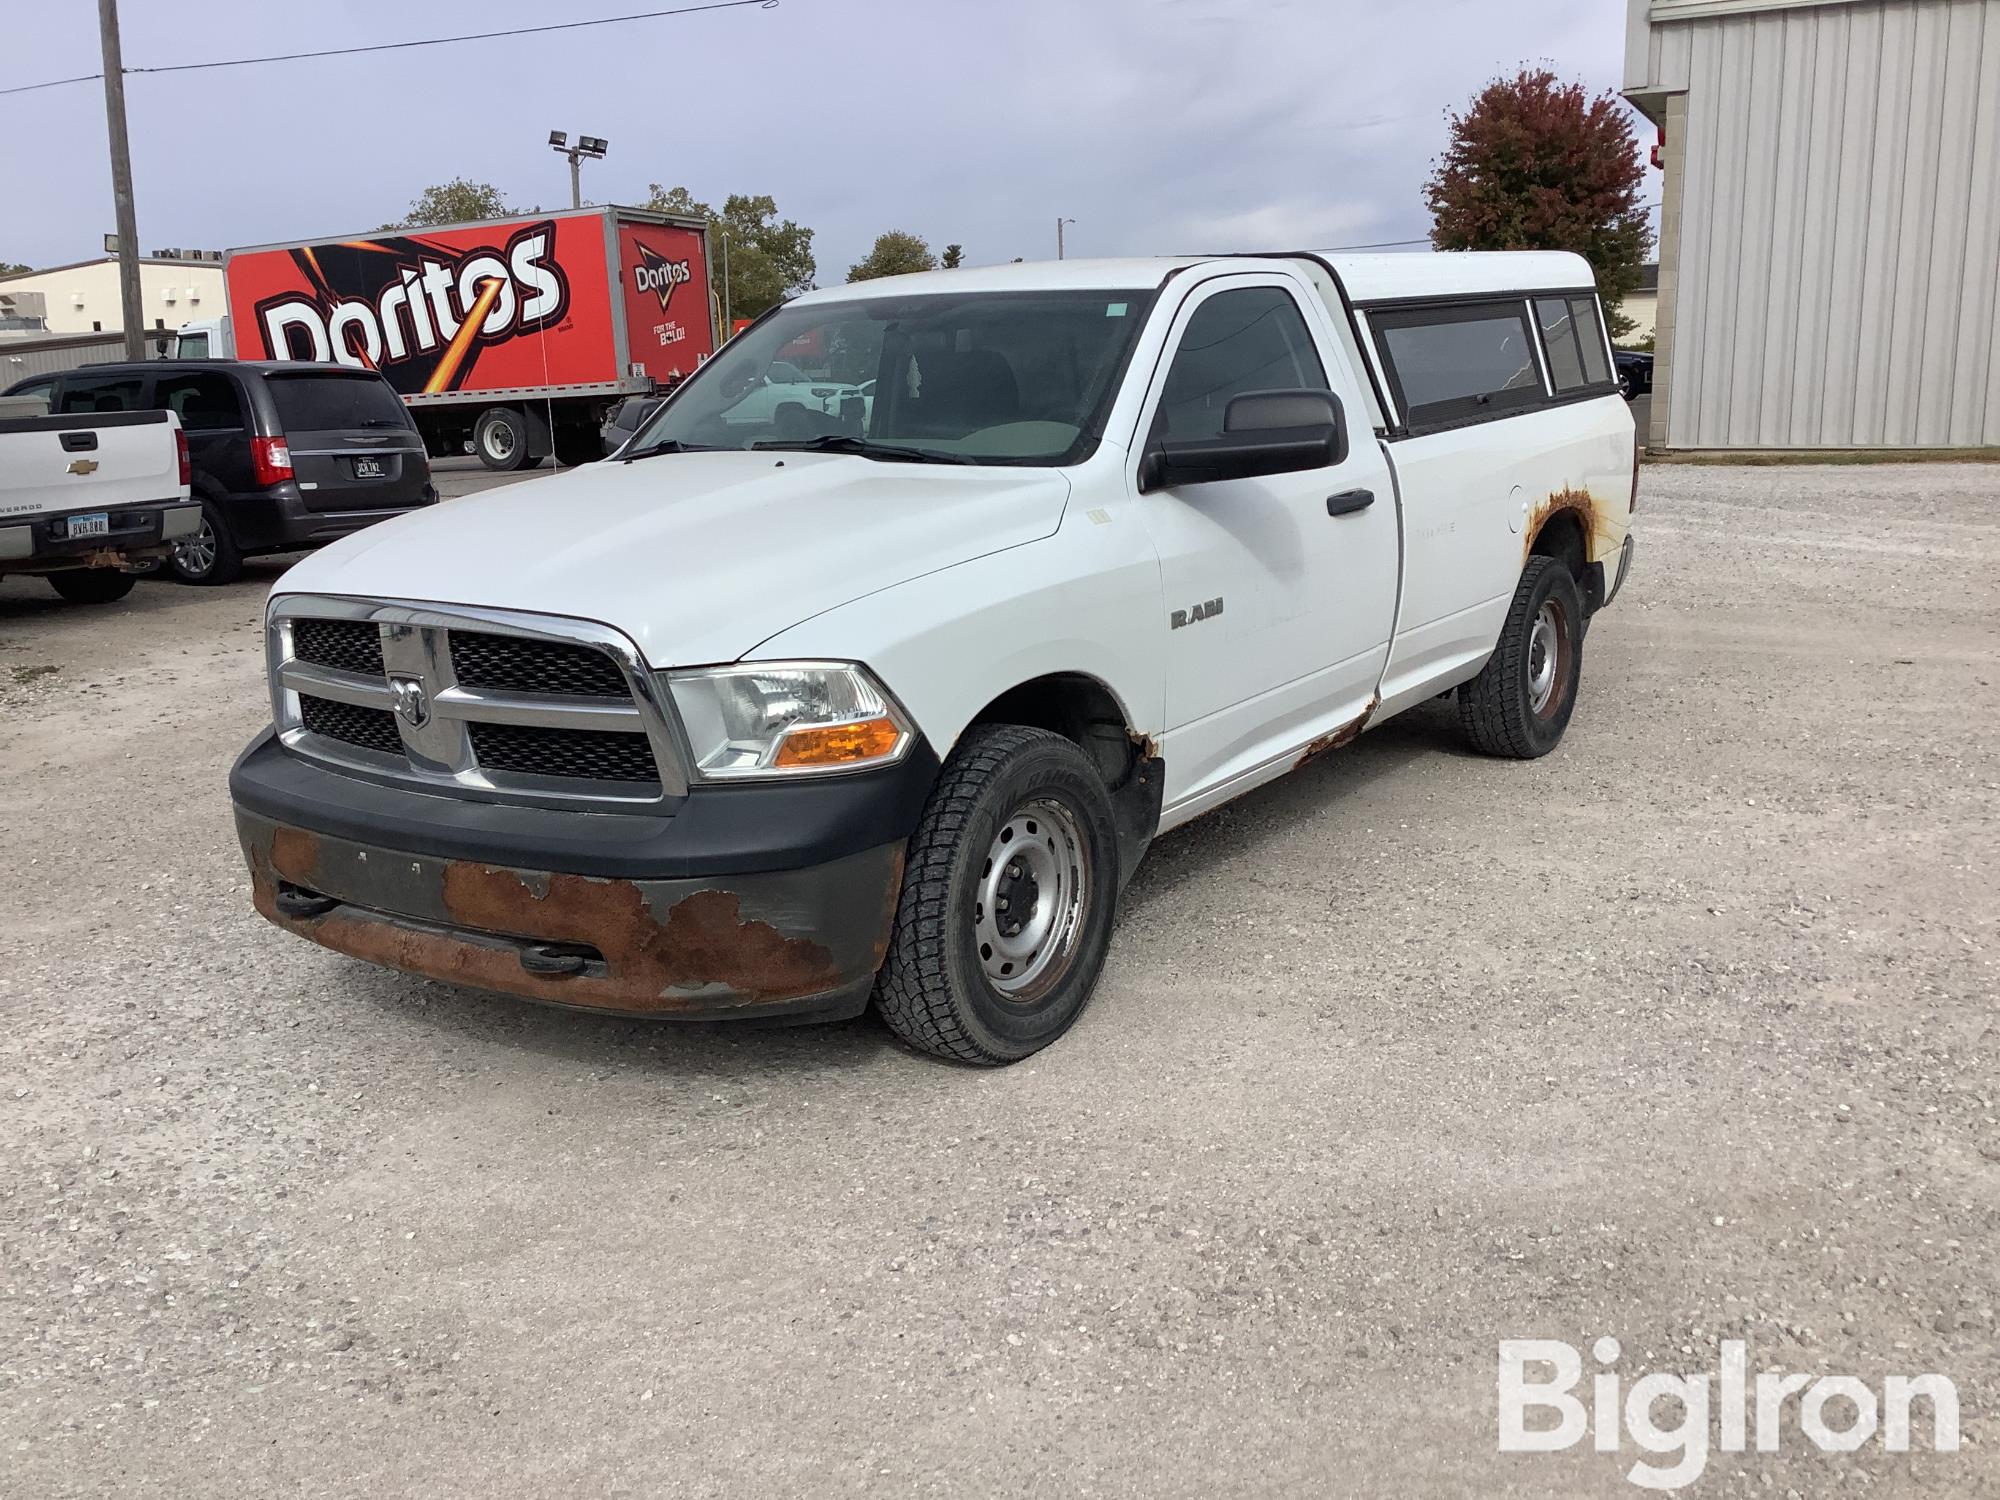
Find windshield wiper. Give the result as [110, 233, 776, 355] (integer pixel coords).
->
[751, 434, 973, 465]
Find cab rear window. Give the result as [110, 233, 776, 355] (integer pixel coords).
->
[265, 374, 411, 432]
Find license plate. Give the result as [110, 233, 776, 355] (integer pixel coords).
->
[354, 457, 387, 480]
[66, 512, 109, 539]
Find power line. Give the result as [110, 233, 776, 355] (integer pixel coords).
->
[1327, 237, 1434, 251]
[0, 70, 103, 98]
[0, 0, 778, 98]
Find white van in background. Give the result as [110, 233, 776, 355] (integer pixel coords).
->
[230, 250, 1635, 1064]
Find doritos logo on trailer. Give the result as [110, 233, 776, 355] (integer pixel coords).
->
[632, 244, 693, 311]
[251, 223, 570, 396]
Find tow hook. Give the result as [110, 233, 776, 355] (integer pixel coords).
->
[274, 882, 340, 919]
[519, 942, 601, 978]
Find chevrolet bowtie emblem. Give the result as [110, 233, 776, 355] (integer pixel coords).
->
[67, 458, 99, 475]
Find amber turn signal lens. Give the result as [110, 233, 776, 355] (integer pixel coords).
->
[772, 715, 904, 768]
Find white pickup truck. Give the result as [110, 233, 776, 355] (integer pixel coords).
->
[0, 401, 198, 603]
[231, 250, 1635, 1063]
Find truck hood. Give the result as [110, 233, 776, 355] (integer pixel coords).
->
[276, 451, 1072, 667]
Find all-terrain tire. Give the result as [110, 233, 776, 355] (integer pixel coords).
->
[1458, 555, 1585, 759]
[874, 724, 1121, 1066]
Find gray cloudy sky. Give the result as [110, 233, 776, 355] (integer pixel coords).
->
[4, 0, 1635, 278]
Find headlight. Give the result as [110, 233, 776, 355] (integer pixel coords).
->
[665, 661, 913, 780]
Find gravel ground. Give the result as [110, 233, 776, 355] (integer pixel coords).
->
[1, 461, 1995, 1498]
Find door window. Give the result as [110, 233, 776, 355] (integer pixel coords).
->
[1153, 286, 1329, 444]
[155, 371, 245, 431]
[55, 373, 145, 413]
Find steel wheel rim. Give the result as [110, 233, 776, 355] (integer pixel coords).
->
[484, 423, 516, 461]
[174, 518, 217, 577]
[972, 797, 1089, 1003]
[1527, 599, 1568, 717]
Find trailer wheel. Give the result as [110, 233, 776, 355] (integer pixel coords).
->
[473, 407, 530, 472]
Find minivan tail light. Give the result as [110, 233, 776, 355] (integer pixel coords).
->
[251, 436, 293, 488]
[174, 428, 190, 487]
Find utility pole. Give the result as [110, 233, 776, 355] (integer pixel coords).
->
[98, 0, 144, 360]
[1056, 217, 1076, 260]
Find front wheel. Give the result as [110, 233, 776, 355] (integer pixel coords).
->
[874, 725, 1121, 1065]
[1458, 555, 1585, 758]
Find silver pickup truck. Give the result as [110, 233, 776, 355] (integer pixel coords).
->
[0, 401, 197, 603]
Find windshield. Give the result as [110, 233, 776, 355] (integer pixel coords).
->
[631, 288, 1156, 465]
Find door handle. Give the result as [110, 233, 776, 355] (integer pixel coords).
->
[1326, 488, 1375, 516]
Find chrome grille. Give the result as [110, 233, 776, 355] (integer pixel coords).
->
[268, 597, 688, 807]
[451, 632, 629, 698]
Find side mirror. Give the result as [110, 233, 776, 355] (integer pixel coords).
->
[1139, 388, 1347, 493]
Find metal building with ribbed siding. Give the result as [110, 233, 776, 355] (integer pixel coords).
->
[1625, 0, 2000, 450]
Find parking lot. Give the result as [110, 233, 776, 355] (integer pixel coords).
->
[2, 460, 1995, 1496]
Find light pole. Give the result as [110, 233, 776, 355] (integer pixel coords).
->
[548, 131, 608, 210]
[1056, 217, 1076, 260]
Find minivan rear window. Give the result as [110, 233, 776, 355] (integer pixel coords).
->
[266, 374, 411, 432]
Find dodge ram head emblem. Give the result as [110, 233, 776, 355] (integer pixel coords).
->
[389, 676, 430, 730]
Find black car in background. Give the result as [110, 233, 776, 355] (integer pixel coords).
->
[3, 361, 435, 584]
[1614, 349, 1655, 401]
[600, 392, 666, 456]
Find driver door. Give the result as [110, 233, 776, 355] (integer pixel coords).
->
[1130, 275, 1401, 811]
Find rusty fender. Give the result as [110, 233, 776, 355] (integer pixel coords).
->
[237, 810, 903, 1018]
[1523, 486, 1610, 566]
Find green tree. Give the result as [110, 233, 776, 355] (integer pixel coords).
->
[386, 178, 511, 230]
[0, 261, 28, 276]
[847, 231, 938, 283]
[941, 243, 964, 269]
[642, 185, 817, 320]
[643, 184, 712, 221]
[1425, 67, 1652, 337]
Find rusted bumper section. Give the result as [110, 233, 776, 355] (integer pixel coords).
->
[237, 809, 903, 1021]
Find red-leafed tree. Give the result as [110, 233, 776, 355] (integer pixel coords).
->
[1425, 67, 1652, 338]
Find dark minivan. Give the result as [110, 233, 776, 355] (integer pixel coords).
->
[3, 361, 435, 584]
